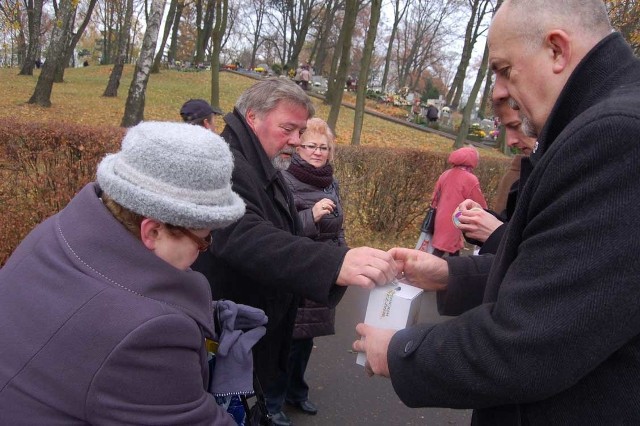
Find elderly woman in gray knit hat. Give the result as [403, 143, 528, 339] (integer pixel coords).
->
[0, 122, 266, 425]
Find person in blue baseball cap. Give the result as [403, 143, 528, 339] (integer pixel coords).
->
[181, 98, 223, 132]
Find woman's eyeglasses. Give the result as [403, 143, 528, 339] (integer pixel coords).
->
[300, 144, 329, 152]
[166, 224, 212, 252]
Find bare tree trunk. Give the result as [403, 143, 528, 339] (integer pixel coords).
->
[54, 0, 98, 83]
[287, 0, 321, 69]
[210, 0, 228, 110]
[477, 67, 493, 119]
[445, 0, 487, 109]
[19, 0, 44, 76]
[454, 41, 488, 148]
[120, 0, 166, 127]
[195, 0, 215, 65]
[381, 0, 408, 92]
[313, 0, 338, 76]
[152, 0, 179, 73]
[167, 0, 185, 64]
[326, 0, 358, 133]
[28, 0, 77, 107]
[104, 0, 134, 96]
[54, 16, 76, 83]
[352, 0, 382, 146]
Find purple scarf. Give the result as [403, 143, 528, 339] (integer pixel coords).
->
[287, 154, 334, 188]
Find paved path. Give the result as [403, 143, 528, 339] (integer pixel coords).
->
[284, 288, 472, 426]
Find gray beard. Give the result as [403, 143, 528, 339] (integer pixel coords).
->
[272, 156, 291, 171]
[521, 115, 538, 138]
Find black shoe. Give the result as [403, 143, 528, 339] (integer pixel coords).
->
[287, 399, 318, 415]
[270, 411, 292, 426]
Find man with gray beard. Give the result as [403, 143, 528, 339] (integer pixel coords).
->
[192, 79, 397, 410]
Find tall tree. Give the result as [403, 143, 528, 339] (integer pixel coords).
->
[311, 0, 339, 76]
[351, 0, 381, 145]
[241, 0, 268, 69]
[380, 0, 408, 92]
[445, 0, 490, 109]
[18, 0, 43, 75]
[194, 0, 215, 65]
[28, 0, 77, 106]
[285, 0, 322, 69]
[120, 0, 165, 127]
[167, 0, 184, 64]
[394, 0, 453, 91]
[210, 0, 227, 110]
[103, 0, 133, 96]
[54, 0, 98, 83]
[151, 0, 179, 73]
[326, 0, 358, 132]
[454, 41, 488, 148]
[454, 0, 500, 148]
[477, 67, 492, 119]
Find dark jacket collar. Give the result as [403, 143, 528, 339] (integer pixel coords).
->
[530, 32, 635, 166]
[57, 183, 215, 336]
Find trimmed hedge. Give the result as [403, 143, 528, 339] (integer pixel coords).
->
[0, 119, 510, 265]
[0, 119, 123, 265]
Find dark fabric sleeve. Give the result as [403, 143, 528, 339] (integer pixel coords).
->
[436, 254, 494, 316]
[478, 223, 507, 255]
[210, 160, 348, 304]
[297, 207, 319, 239]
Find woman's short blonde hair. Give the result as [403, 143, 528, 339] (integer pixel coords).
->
[300, 117, 336, 161]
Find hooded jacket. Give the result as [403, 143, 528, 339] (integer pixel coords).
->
[431, 147, 487, 254]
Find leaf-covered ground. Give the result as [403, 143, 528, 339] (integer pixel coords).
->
[0, 66, 507, 159]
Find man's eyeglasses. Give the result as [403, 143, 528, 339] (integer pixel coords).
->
[166, 224, 212, 252]
[300, 144, 329, 152]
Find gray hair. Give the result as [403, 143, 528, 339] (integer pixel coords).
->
[502, 0, 612, 51]
[235, 78, 315, 119]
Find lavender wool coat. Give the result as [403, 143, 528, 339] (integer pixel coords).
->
[0, 183, 234, 425]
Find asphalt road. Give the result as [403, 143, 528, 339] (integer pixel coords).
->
[284, 288, 472, 426]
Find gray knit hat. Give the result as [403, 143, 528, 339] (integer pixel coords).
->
[97, 121, 245, 229]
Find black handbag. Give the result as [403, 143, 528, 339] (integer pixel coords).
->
[420, 207, 436, 234]
[240, 373, 273, 426]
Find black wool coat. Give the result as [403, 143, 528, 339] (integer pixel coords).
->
[388, 33, 640, 424]
[192, 110, 348, 385]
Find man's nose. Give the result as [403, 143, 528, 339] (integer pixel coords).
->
[290, 132, 302, 146]
[492, 77, 509, 102]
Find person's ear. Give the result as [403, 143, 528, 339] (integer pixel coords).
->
[203, 116, 215, 131]
[546, 30, 571, 74]
[140, 218, 163, 250]
[245, 109, 257, 131]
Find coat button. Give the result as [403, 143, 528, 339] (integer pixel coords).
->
[404, 340, 413, 353]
